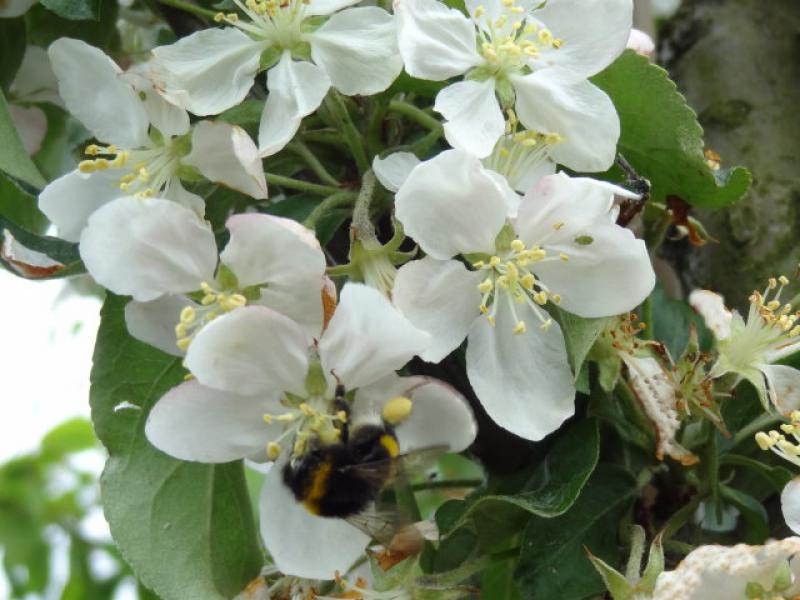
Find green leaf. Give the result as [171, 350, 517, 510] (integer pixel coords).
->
[553, 308, 611, 377]
[514, 465, 637, 600]
[0, 89, 46, 190]
[720, 454, 792, 494]
[25, 1, 119, 47]
[719, 485, 769, 544]
[40, 0, 100, 20]
[649, 283, 712, 357]
[32, 102, 90, 182]
[90, 295, 263, 600]
[0, 18, 26, 91]
[592, 50, 751, 209]
[41, 418, 96, 462]
[0, 171, 48, 232]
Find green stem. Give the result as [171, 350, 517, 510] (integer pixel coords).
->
[661, 494, 702, 540]
[324, 91, 370, 174]
[156, 0, 217, 18]
[388, 100, 443, 131]
[704, 420, 721, 521]
[303, 191, 357, 229]
[394, 480, 422, 522]
[625, 525, 646, 581]
[265, 173, 341, 196]
[288, 141, 340, 187]
[641, 295, 654, 340]
[417, 548, 518, 587]
[301, 130, 348, 149]
[411, 478, 483, 492]
[366, 97, 389, 157]
[731, 412, 782, 448]
[662, 540, 695, 557]
[352, 170, 377, 240]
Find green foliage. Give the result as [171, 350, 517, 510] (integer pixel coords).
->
[554, 309, 612, 377]
[25, 0, 119, 47]
[593, 50, 751, 209]
[0, 89, 46, 190]
[648, 283, 713, 357]
[90, 294, 263, 600]
[0, 19, 26, 91]
[40, 0, 101, 20]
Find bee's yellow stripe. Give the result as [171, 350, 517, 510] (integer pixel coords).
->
[379, 434, 400, 458]
[303, 459, 333, 515]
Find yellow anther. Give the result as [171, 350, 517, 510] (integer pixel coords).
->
[473, 4, 485, 17]
[506, 261, 519, 281]
[780, 439, 800, 455]
[494, 15, 507, 28]
[520, 273, 535, 290]
[528, 248, 546, 261]
[383, 396, 413, 425]
[755, 431, 773, 451]
[511, 20, 522, 30]
[220, 293, 247, 312]
[119, 182, 130, 192]
[496, 275, 509, 289]
[501, 0, 512, 6]
[792, 411, 800, 422]
[263, 414, 274, 425]
[183, 372, 194, 381]
[513, 321, 527, 335]
[299, 403, 315, 417]
[559, 252, 570, 262]
[277, 413, 296, 422]
[552, 38, 564, 49]
[78, 160, 96, 173]
[489, 256, 501, 267]
[176, 337, 191, 351]
[85, 144, 100, 156]
[545, 133, 565, 145]
[540, 318, 554, 331]
[769, 277, 778, 289]
[524, 22, 538, 34]
[533, 291, 548, 305]
[553, 222, 565, 231]
[511, 239, 526, 252]
[781, 423, 796, 434]
[267, 442, 282, 460]
[472, 260, 485, 269]
[174, 323, 187, 338]
[510, 5, 523, 13]
[337, 410, 348, 423]
[479, 304, 489, 315]
[552, 294, 562, 305]
[180, 306, 196, 323]
[780, 275, 790, 286]
[201, 294, 216, 306]
[478, 278, 494, 294]
[487, 315, 496, 326]
[214, 11, 225, 21]
[538, 29, 553, 45]
[226, 12, 239, 21]
[768, 300, 781, 311]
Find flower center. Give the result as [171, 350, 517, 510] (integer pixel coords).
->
[175, 281, 248, 351]
[472, 236, 568, 335]
[263, 396, 349, 459]
[215, 0, 310, 50]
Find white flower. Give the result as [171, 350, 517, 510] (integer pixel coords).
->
[79, 197, 327, 345]
[394, 0, 631, 168]
[144, 283, 476, 578]
[0, 0, 36, 17]
[391, 153, 654, 440]
[754, 414, 800, 536]
[38, 38, 267, 242]
[652, 538, 800, 600]
[690, 282, 800, 415]
[149, 0, 402, 157]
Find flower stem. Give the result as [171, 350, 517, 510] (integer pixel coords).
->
[352, 170, 378, 241]
[641, 296, 654, 340]
[301, 129, 348, 149]
[661, 494, 702, 540]
[288, 141, 340, 187]
[324, 91, 370, 174]
[388, 100, 443, 132]
[731, 412, 782, 448]
[156, 0, 217, 19]
[303, 191, 357, 229]
[265, 174, 341, 196]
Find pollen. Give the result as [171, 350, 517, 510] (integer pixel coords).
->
[540, 318, 554, 331]
[383, 396, 413, 425]
[513, 321, 526, 335]
[511, 239, 526, 252]
[267, 442, 281, 460]
[478, 278, 494, 294]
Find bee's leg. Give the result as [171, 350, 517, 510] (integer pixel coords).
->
[331, 370, 351, 443]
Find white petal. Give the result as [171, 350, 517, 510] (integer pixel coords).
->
[185, 121, 268, 199]
[464, 0, 534, 36]
[145, 380, 281, 463]
[150, 28, 264, 116]
[305, 0, 360, 16]
[395, 149, 509, 260]
[309, 7, 403, 96]
[260, 457, 369, 579]
[627, 28, 655, 58]
[79, 196, 218, 301]
[162, 178, 206, 218]
[185, 306, 310, 397]
[38, 168, 126, 243]
[466, 303, 575, 441]
[10, 46, 62, 107]
[512, 70, 620, 172]
[319, 283, 430, 389]
[125, 295, 190, 356]
[783, 479, 800, 535]
[688, 289, 732, 341]
[220, 213, 325, 336]
[258, 53, 331, 157]
[762, 364, 800, 416]
[434, 79, 504, 159]
[48, 38, 149, 148]
[393, 257, 482, 362]
[121, 63, 191, 137]
[395, 0, 482, 81]
[533, 0, 632, 77]
[372, 152, 420, 192]
[8, 105, 47, 155]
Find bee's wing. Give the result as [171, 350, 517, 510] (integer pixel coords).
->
[345, 507, 401, 545]
[337, 444, 449, 489]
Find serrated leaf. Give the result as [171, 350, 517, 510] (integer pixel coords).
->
[593, 50, 751, 209]
[514, 465, 637, 600]
[0, 89, 46, 190]
[90, 295, 262, 600]
[40, 0, 100, 20]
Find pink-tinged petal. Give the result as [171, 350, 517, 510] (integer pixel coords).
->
[688, 289, 732, 341]
[258, 52, 331, 157]
[8, 105, 46, 155]
[512, 70, 619, 172]
[533, 0, 632, 77]
[48, 38, 150, 148]
[627, 28, 655, 58]
[260, 457, 369, 579]
[185, 121, 268, 199]
[319, 283, 430, 390]
[372, 152, 420, 192]
[395, 149, 509, 260]
[762, 364, 800, 416]
[125, 295, 191, 356]
[79, 196, 218, 301]
[10, 46, 62, 107]
[145, 380, 282, 463]
[309, 7, 403, 96]
[434, 79, 505, 159]
[466, 303, 575, 441]
[151, 28, 264, 116]
[783, 478, 800, 535]
[393, 257, 482, 362]
[185, 305, 310, 397]
[221, 213, 326, 337]
[395, 0, 482, 80]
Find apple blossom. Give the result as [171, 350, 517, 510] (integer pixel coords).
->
[394, 0, 631, 168]
[755, 413, 800, 537]
[391, 151, 654, 440]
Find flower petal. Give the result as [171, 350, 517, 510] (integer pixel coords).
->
[627, 28, 655, 58]
[533, 0, 632, 77]
[319, 283, 430, 389]
[220, 213, 326, 336]
[762, 364, 800, 416]
[395, 0, 482, 80]
[150, 28, 264, 116]
[10, 45, 62, 107]
[466, 303, 575, 441]
[434, 79, 505, 159]
[260, 457, 370, 579]
[309, 7, 403, 96]
[121, 63, 191, 137]
[185, 121, 268, 199]
[688, 289, 733, 341]
[512, 70, 619, 172]
[305, 0, 360, 16]
[258, 52, 331, 157]
[162, 178, 206, 218]
[783, 478, 800, 535]
[185, 305, 310, 397]
[38, 168, 126, 242]
[125, 295, 190, 356]
[48, 38, 149, 148]
[372, 152, 420, 192]
[9, 105, 47, 155]
[145, 380, 281, 462]
[395, 149, 509, 260]
[393, 257, 482, 362]
[79, 196, 218, 301]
